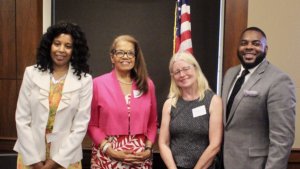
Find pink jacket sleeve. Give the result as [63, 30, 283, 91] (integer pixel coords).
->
[146, 79, 158, 143]
[87, 79, 106, 146]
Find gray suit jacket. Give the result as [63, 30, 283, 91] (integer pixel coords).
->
[221, 60, 296, 169]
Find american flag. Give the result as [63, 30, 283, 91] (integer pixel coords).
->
[174, 0, 193, 54]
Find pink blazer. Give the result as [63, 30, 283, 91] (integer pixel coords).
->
[88, 70, 158, 145]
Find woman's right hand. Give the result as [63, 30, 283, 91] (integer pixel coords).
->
[106, 147, 144, 166]
[31, 162, 44, 169]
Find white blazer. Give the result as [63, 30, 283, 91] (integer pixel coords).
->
[13, 65, 93, 168]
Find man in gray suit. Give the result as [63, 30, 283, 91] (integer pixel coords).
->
[222, 27, 296, 169]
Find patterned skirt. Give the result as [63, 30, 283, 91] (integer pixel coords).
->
[91, 134, 152, 169]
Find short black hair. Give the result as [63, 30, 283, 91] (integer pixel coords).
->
[241, 27, 267, 39]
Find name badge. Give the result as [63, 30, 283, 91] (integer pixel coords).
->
[133, 90, 143, 98]
[192, 105, 206, 118]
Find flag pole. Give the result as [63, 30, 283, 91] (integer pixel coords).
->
[173, 1, 178, 54]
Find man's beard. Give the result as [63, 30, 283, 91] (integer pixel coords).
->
[237, 51, 266, 69]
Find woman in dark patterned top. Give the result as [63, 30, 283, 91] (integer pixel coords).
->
[159, 52, 223, 169]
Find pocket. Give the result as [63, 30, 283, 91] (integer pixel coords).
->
[47, 131, 69, 158]
[243, 90, 259, 97]
[46, 130, 68, 143]
[249, 147, 268, 157]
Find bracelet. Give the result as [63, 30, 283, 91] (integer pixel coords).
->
[144, 146, 152, 152]
[99, 140, 108, 150]
[102, 143, 111, 154]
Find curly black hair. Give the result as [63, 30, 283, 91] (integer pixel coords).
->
[35, 21, 90, 79]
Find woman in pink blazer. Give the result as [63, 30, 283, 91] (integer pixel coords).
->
[88, 35, 158, 169]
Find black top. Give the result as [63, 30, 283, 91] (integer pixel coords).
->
[170, 90, 215, 169]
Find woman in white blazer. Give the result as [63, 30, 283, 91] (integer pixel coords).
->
[13, 22, 93, 169]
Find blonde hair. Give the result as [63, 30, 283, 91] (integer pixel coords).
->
[168, 52, 210, 106]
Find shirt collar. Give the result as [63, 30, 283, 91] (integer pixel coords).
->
[240, 58, 265, 75]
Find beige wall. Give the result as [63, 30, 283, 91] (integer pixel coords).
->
[248, 0, 300, 147]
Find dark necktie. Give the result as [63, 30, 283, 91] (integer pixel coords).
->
[226, 69, 249, 121]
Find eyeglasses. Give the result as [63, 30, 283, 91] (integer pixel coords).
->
[171, 66, 192, 76]
[113, 50, 136, 58]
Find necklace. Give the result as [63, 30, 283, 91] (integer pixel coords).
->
[118, 79, 133, 85]
[51, 73, 67, 84]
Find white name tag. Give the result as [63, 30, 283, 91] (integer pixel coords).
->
[133, 90, 143, 98]
[192, 105, 206, 118]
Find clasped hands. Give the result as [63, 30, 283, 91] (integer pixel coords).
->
[106, 147, 152, 166]
[30, 159, 61, 169]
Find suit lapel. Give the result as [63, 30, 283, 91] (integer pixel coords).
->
[30, 65, 82, 113]
[56, 65, 80, 112]
[223, 67, 240, 126]
[226, 61, 268, 126]
[31, 69, 50, 111]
